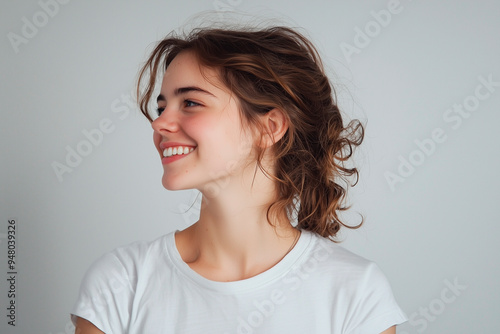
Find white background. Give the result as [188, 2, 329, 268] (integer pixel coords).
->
[1, 0, 499, 333]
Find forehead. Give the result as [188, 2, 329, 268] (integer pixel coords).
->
[161, 51, 224, 92]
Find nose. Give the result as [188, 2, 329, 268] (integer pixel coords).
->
[151, 107, 179, 134]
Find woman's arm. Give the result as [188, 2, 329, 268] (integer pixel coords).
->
[380, 325, 396, 334]
[74, 317, 105, 334]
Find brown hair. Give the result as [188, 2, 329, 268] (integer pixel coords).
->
[137, 25, 364, 241]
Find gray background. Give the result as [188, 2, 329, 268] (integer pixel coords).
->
[1, 0, 499, 333]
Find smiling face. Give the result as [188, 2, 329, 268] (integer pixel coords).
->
[152, 51, 258, 193]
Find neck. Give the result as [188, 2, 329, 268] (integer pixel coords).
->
[183, 162, 299, 280]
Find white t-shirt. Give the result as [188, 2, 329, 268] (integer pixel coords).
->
[71, 229, 407, 333]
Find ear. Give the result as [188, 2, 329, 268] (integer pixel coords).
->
[259, 108, 289, 148]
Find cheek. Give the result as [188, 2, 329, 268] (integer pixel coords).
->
[184, 117, 207, 134]
[188, 111, 255, 161]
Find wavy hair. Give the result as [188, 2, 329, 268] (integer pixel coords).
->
[136, 26, 364, 240]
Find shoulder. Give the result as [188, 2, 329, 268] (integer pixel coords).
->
[305, 231, 381, 276]
[305, 232, 394, 292]
[71, 232, 174, 331]
[82, 232, 171, 284]
[303, 232, 408, 332]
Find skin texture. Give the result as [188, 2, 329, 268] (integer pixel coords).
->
[74, 317, 104, 333]
[381, 325, 396, 334]
[74, 51, 398, 333]
[153, 50, 259, 192]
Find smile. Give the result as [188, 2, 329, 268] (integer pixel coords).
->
[163, 146, 195, 158]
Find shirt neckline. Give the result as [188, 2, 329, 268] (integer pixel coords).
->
[164, 229, 314, 294]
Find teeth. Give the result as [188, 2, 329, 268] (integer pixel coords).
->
[162, 146, 194, 158]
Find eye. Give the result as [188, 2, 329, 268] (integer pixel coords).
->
[156, 107, 165, 116]
[184, 100, 200, 108]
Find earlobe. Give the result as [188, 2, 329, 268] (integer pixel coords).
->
[260, 108, 289, 148]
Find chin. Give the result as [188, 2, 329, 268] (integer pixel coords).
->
[161, 174, 192, 191]
[161, 178, 182, 191]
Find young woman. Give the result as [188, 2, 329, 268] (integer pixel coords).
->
[72, 25, 407, 333]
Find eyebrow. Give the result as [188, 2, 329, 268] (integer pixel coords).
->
[156, 86, 216, 102]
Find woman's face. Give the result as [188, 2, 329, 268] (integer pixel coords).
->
[152, 51, 257, 193]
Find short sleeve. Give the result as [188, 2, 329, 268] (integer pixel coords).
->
[70, 250, 137, 333]
[345, 262, 408, 334]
